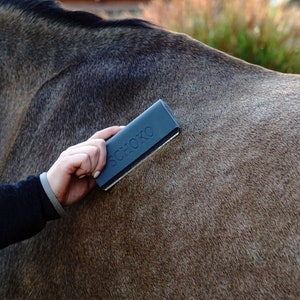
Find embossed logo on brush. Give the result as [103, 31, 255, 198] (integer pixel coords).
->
[108, 126, 154, 167]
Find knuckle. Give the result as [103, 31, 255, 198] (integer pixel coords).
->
[90, 145, 100, 156]
[98, 138, 106, 147]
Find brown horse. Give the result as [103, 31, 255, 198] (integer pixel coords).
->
[1, 0, 299, 298]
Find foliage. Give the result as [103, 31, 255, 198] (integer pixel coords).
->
[141, 0, 300, 73]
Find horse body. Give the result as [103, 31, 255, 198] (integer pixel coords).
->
[1, 0, 300, 298]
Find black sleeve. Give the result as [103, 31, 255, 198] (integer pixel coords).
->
[0, 176, 60, 249]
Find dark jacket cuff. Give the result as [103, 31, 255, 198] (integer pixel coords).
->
[0, 176, 60, 249]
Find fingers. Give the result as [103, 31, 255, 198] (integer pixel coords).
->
[46, 126, 123, 205]
[89, 126, 123, 141]
[56, 126, 123, 179]
[61, 139, 106, 178]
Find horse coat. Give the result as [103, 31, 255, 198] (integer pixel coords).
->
[0, 0, 300, 299]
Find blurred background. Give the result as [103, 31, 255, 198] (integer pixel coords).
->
[60, 0, 300, 73]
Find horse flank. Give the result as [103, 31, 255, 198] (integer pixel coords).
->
[0, 0, 300, 299]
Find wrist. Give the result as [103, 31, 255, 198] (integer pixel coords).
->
[39, 172, 66, 217]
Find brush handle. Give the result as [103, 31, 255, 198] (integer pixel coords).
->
[96, 99, 180, 190]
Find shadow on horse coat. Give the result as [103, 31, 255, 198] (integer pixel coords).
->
[0, 0, 299, 298]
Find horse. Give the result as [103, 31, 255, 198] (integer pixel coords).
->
[0, 0, 299, 298]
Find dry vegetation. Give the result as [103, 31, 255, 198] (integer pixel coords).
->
[141, 0, 300, 73]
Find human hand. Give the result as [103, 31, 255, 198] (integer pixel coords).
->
[46, 126, 122, 206]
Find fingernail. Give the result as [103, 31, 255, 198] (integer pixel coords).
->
[79, 174, 87, 179]
[93, 171, 101, 178]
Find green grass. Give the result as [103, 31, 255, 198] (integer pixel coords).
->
[142, 0, 300, 73]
